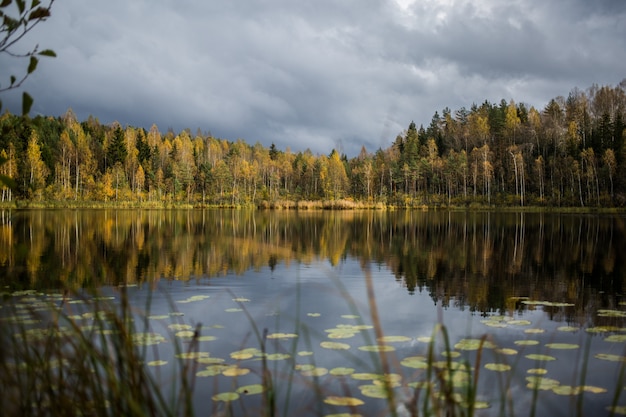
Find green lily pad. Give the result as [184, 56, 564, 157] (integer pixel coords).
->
[236, 384, 264, 395]
[605, 334, 626, 343]
[582, 385, 608, 394]
[197, 335, 217, 342]
[485, 363, 511, 372]
[607, 406, 626, 415]
[358, 384, 389, 399]
[132, 332, 166, 346]
[147, 360, 168, 366]
[597, 309, 626, 317]
[176, 351, 210, 359]
[416, 336, 433, 343]
[197, 365, 228, 377]
[222, 366, 250, 376]
[527, 368, 548, 375]
[266, 353, 291, 361]
[168, 324, 193, 331]
[508, 319, 532, 326]
[298, 351, 314, 356]
[526, 376, 560, 390]
[212, 392, 239, 402]
[196, 357, 225, 364]
[330, 367, 355, 376]
[377, 335, 412, 343]
[525, 354, 556, 361]
[454, 338, 495, 351]
[175, 330, 196, 338]
[545, 343, 579, 350]
[442, 350, 461, 358]
[307, 313, 321, 317]
[586, 326, 622, 333]
[232, 297, 250, 302]
[524, 328, 545, 334]
[320, 341, 350, 350]
[557, 326, 579, 332]
[225, 308, 243, 313]
[300, 367, 328, 377]
[341, 315, 360, 319]
[495, 348, 518, 355]
[148, 314, 170, 320]
[230, 348, 262, 360]
[351, 372, 381, 381]
[514, 340, 539, 346]
[552, 385, 583, 396]
[324, 396, 364, 406]
[401, 356, 428, 369]
[358, 345, 395, 352]
[266, 332, 298, 339]
[595, 353, 626, 362]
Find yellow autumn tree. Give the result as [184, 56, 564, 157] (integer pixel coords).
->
[25, 130, 49, 200]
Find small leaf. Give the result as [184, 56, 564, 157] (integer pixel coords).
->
[38, 49, 56, 57]
[31, 0, 40, 8]
[10, 75, 16, 85]
[0, 0, 12, 8]
[16, 0, 24, 14]
[27, 56, 38, 74]
[28, 6, 50, 20]
[22, 91, 33, 115]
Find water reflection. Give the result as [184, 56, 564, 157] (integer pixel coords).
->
[1, 209, 624, 320]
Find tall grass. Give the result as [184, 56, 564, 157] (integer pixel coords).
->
[1, 280, 625, 417]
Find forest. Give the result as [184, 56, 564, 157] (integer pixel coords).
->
[1, 80, 625, 208]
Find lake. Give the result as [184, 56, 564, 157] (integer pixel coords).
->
[1, 209, 625, 416]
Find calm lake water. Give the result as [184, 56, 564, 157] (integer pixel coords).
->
[1, 209, 626, 416]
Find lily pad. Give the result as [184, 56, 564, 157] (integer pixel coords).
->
[485, 363, 511, 372]
[168, 323, 193, 331]
[607, 406, 626, 415]
[266, 353, 291, 361]
[320, 341, 350, 350]
[298, 351, 314, 356]
[232, 297, 250, 302]
[212, 392, 239, 402]
[454, 338, 496, 351]
[377, 335, 412, 343]
[527, 368, 548, 375]
[359, 384, 389, 399]
[526, 376, 560, 390]
[552, 385, 583, 396]
[324, 396, 364, 406]
[236, 384, 264, 395]
[225, 308, 243, 313]
[175, 330, 196, 338]
[197, 365, 228, 377]
[495, 348, 518, 355]
[545, 343, 579, 350]
[197, 335, 217, 342]
[147, 360, 168, 366]
[525, 354, 556, 361]
[341, 315, 360, 319]
[307, 313, 321, 317]
[605, 334, 626, 343]
[524, 328, 545, 334]
[222, 366, 250, 377]
[176, 351, 210, 359]
[132, 332, 166, 346]
[266, 332, 298, 339]
[358, 344, 395, 352]
[231, 348, 262, 360]
[514, 340, 540, 346]
[401, 356, 429, 369]
[557, 326, 579, 332]
[196, 357, 225, 364]
[330, 367, 355, 376]
[595, 353, 626, 362]
[300, 367, 328, 377]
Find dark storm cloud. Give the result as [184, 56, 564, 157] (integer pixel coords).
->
[1, 0, 624, 156]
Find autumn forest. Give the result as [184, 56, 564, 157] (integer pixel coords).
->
[1, 80, 625, 208]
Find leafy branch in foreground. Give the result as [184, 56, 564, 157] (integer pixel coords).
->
[0, 0, 56, 114]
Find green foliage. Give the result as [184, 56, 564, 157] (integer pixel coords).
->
[0, 0, 56, 114]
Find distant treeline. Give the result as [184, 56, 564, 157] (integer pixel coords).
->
[1, 80, 625, 207]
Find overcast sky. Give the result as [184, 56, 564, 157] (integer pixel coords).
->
[2, 0, 625, 156]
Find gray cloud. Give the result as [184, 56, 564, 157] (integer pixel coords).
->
[1, 0, 624, 156]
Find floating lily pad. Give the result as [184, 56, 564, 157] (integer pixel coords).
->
[197, 335, 217, 342]
[582, 385, 608, 394]
[266, 353, 291, 361]
[295, 364, 316, 372]
[495, 348, 518, 355]
[586, 326, 622, 333]
[545, 343, 579, 350]
[266, 332, 298, 339]
[442, 351, 461, 358]
[525, 354, 556, 361]
[232, 297, 250, 302]
[148, 314, 170, 320]
[300, 367, 328, 377]
[595, 353, 626, 362]
[359, 384, 389, 399]
[168, 324, 193, 331]
[597, 309, 626, 317]
[236, 384, 264, 395]
[196, 357, 225, 364]
[169, 312, 185, 317]
[197, 365, 228, 377]
[320, 341, 350, 350]
[605, 334, 626, 343]
[416, 336, 433, 343]
[509, 320, 532, 326]
[401, 356, 428, 369]
[132, 332, 166, 346]
[175, 330, 196, 338]
[225, 308, 243, 313]
[454, 338, 495, 351]
[330, 367, 355, 376]
[552, 385, 583, 396]
[351, 372, 381, 381]
[147, 360, 168, 366]
[524, 329, 545, 334]
[377, 335, 412, 343]
[514, 340, 540, 346]
[556, 326, 579, 332]
[527, 368, 548, 375]
[358, 345, 395, 352]
[222, 366, 250, 376]
[307, 313, 321, 317]
[324, 396, 364, 406]
[607, 406, 626, 415]
[176, 351, 210, 360]
[212, 392, 239, 402]
[341, 315, 360, 319]
[231, 348, 262, 360]
[526, 376, 560, 390]
[178, 295, 210, 303]
[485, 363, 511, 372]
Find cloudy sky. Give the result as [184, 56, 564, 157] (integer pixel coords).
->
[2, 0, 625, 156]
